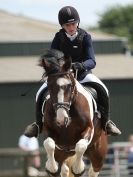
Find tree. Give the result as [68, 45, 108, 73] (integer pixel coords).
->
[98, 4, 133, 49]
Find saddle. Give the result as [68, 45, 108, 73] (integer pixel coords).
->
[41, 82, 103, 125]
[81, 83, 102, 125]
[81, 82, 101, 107]
[83, 86, 98, 102]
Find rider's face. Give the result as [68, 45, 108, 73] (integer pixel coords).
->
[63, 22, 78, 36]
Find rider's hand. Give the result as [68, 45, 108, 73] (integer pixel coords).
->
[72, 62, 84, 71]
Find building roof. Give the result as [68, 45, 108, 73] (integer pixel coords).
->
[0, 10, 131, 83]
[0, 10, 123, 42]
[0, 10, 58, 42]
[0, 54, 133, 83]
[93, 54, 133, 79]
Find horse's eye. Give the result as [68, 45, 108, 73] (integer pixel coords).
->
[60, 85, 71, 90]
[65, 84, 71, 90]
[64, 85, 68, 89]
[60, 85, 65, 89]
[67, 84, 71, 88]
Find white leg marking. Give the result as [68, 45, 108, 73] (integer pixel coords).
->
[61, 163, 69, 177]
[43, 137, 58, 173]
[72, 139, 88, 174]
[88, 164, 99, 177]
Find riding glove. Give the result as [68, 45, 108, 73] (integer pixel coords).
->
[72, 62, 84, 71]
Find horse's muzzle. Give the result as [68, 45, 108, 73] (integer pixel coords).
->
[56, 116, 71, 128]
[56, 107, 71, 127]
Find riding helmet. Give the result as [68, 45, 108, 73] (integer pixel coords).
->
[58, 6, 80, 26]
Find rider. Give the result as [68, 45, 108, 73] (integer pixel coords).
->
[24, 6, 121, 138]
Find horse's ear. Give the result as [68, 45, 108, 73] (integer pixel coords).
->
[62, 56, 72, 71]
[38, 58, 50, 69]
[58, 59, 65, 68]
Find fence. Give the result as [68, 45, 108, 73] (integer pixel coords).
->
[0, 142, 132, 177]
[0, 148, 46, 177]
[99, 142, 131, 177]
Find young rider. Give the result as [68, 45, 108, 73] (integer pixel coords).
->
[24, 6, 121, 137]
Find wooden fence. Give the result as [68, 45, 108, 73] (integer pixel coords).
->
[0, 143, 132, 177]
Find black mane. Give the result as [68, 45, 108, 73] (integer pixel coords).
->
[39, 49, 65, 76]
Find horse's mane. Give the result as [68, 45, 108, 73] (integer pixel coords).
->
[38, 49, 71, 76]
[38, 49, 62, 75]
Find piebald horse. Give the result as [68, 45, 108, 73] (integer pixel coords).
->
[40, 51, 108, 177]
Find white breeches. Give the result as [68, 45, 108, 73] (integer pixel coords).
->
[36, 73, 109, 102]
[36, 81, 47, 102]
[80, 73, 109, 95]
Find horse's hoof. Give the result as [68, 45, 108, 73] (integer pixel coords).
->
[71, 167, 85, 176]
[46, 165, 61, 177]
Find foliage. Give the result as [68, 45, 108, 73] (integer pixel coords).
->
[98, 4, 133, 49]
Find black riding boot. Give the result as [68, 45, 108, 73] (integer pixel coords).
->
[24, 87, 47, 138]
[98, 88, 121, 136]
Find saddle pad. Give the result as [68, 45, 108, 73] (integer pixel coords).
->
[76, 80, 94, 122]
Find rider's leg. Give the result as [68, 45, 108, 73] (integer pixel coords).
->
[80, 74, 121, 136]
[24, 82, 47, 138]
[95, 87, 121, 136]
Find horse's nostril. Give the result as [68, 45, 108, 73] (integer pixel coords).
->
[56, 120, 64, 127]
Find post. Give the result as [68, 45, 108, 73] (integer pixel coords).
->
[23, 155, 29, 177]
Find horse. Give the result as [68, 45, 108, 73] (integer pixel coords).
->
[40, 50, 108, 177]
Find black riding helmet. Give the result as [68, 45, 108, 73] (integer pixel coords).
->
[58, 6, 80, 26]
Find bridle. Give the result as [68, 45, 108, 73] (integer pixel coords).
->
[49, 71, 77, 110]
[53, 102, 71, 113]
[48, 71, 77, 126]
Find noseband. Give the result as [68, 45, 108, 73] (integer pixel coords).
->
[53, 102, 70, 113]
[53, 102, 71, 127]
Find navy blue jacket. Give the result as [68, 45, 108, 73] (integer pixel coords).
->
[51, 28, 96, 80]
